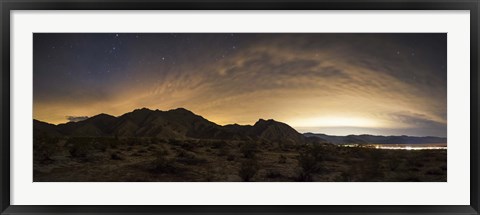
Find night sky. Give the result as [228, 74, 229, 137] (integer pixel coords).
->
[33, 33, 447, 137]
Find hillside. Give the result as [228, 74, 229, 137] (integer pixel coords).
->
[33, 108, 307, 145]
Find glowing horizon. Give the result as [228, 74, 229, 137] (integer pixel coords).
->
[33, 33, 447, 137]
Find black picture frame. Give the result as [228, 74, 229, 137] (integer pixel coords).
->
[1, 0, 478, 214]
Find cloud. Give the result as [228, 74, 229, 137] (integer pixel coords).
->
[66, 116, 89, 122]
[33, 33, 446, 136]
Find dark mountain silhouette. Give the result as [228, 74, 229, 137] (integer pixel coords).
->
[33, 119, 63, 137]
[33, 107, 446, 145]
[303, 133, 447, 144]
[57, 113, 117, 136]
[249, 119, 305, 145]
[33, 108, 306, 145]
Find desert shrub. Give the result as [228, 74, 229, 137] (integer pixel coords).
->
[125, 138, 137, 146]
[212, 140, 227, 149]
[110, 152, 124, 160]
[240, 141, 258, 159]
[95, 137, 116, 149]
[175, 149, 207, 165]
[320, 145, 339, 161]
[310, 144, 328, 161]
[408, 167, 420, 172]
[217, 145, 230, 157]
[179, 140, 196, 150]
[203, 167, 216, 182]
[337, 161, 363, 182]
[67, 137, 95, 158]
[146, 145, 157, 151]
[426, 168, 444, 175]
[265, 169, 283, 179]
[278, 155, 287, 164]
[168, 139, 182, 145]
[156, 144, 170, 155]
[296, 154, 319, 181]
[387, 155, 402, 171]
[238, 158, 259, 182]
[33, 133, 59, 162]
[226, 154, 235, 161]
[361, 149, 384, 181]
[349, 147, 368, 158]
[338, 171, 353, 182]
[406, 153, 424, 168]
[151, 152, 177, 174]
[149, 137, 161, 145]
[296, 144, 326, 181]
[92, 140, 108, 152]
[132, 152, 142, 157]
[401, 171, 422, 182]
[436, 153, 447, 162]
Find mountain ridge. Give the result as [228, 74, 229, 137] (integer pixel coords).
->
[303, 132, 447, 145]
[33, 108, 308, 145]
[34, 108, 447, 145]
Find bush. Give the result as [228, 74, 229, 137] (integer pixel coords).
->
[226, 154, 235, 161]
[212, 140, 227, 149]
[278, 155, 287, 164]
[67, 137, 95, 158]
[265, 169, 283, 179]
[238, 158, 259, 182]
[360, 150, 384, 181]
[240, 142, 258, 159]
[426, 168, 444, 175]
[149, 137, 161, 144]
[94, 137, 116, 150]
[33, 133, 59, 162]
[125, 138, 137, 146]
[151, 152, 177, 174]
[387, 155, 401, 171]
[179, 140, 196, 150]
[110, 152, 124, 160]
[217, 145, 230, 157]
[168, 139, 182, 145]
[175, 149, 207, 165]
[296, 145, 325, 181]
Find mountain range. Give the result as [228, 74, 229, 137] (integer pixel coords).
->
[304, 133, 446, 145]
[34, 108, 307, 145]
[33, 107, 447, 145]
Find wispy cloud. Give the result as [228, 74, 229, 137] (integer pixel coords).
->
[33, 33, 446, 136]
[66, 116, 89, 122]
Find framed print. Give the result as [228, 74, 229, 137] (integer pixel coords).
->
[1, 0, 479, 214]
